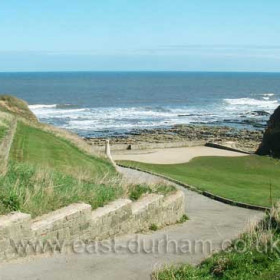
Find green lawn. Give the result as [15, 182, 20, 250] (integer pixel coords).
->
[10, 121, 115, 179]
[119, 155, 280, 207]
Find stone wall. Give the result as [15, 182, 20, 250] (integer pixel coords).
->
[94, 140, 206, 152]
[0, 190, 184, 262]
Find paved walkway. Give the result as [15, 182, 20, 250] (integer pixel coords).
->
[113, 146, 247, 164]
[0, 167, 264, 280]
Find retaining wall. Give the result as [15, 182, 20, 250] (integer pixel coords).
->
[0, 190, 184, 262]
[205, 142, 252, 155]
[93, 140, 206, 152]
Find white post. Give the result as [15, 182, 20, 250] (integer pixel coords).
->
[105, 139, 117, 169]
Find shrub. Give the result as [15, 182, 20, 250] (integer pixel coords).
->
[177, 214, 188, 224]
[0, 193, 20, 212]
[149, 224, 158, 231]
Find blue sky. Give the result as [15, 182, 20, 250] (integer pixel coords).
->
[0, 0, 279, 72]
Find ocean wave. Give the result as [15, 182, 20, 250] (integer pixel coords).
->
[56, 104, 79, 109]
[263, 93, 275, 97]
[28, 100, 276, 136]
[224, 98, 278, 108]
[66, 119, 180, 131]
[29, 104, 57, 109]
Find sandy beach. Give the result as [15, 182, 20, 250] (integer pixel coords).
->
[112, 146, 248, 164]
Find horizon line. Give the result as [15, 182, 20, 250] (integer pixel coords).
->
[1, 70, 280, 74]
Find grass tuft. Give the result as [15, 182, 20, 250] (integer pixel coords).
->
[177, 214, 189, 224]
[149, 224, 158, 231]
[129, 185, 152, 201]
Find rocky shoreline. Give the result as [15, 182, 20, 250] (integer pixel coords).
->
[85, 124, 263, 153]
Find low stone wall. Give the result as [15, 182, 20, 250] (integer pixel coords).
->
[0, 191, 184, 262]
[0, 212, 32, 261]
[205, 142, 252, 155]
[94, 140, 206, 152]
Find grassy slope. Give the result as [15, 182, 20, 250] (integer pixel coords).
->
[2, 121, 172, 217]
[10, 121, 115, 179]
[119, 155, 280, 207]
[0, 161, 122, 217]
[0, 97, 172, 217]
[0, 120, 124, 217]
[0, 95, 37, 121]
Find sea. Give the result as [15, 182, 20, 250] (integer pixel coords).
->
[0, 72, 279, 137]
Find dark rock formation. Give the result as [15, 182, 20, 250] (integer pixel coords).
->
[251, 110, 270, 117]
[256, 106, 280, 157]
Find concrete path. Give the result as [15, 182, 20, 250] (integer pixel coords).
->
[0, 167, 264, 280]
[112, 146, 247, 164]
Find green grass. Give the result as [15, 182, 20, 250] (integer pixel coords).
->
[119, 155, 280, 207]
[129, 185, 152, 201]
[10, 122, 115, 179]
[153, 207, 280, 280]
[129, 184, 176, 201]
[0, 126, 7, 141]
[177, 214, 189, 224]
[0, 100, 175, 217]
[1, 121, 174, 217]
[0, 121, 125, 217]
[0, 161, 123, 217]
[0, 114, 12, 141]
[154, 247, 280, 280]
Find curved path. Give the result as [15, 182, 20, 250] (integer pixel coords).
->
[0, 167, 264, 280]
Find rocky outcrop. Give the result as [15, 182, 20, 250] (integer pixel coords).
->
[86, 125, 263, 153]
[256, 106, 280, 157]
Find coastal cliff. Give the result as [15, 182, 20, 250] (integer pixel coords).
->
[257, 106, 280, 157]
